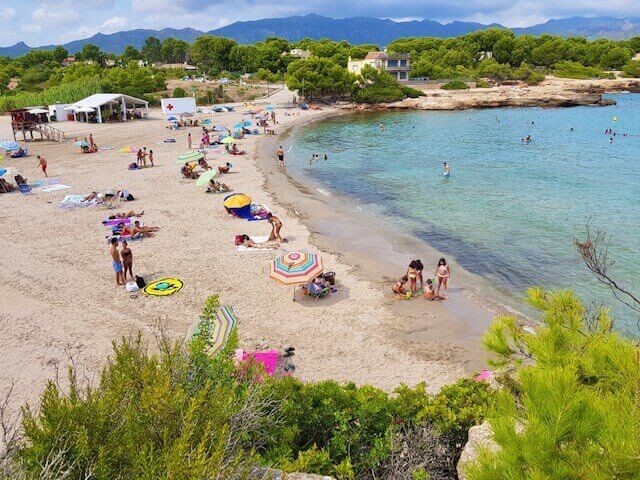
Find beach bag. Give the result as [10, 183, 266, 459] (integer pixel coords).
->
[126, 193, 135, 201]
[135, 275, 146, 289]
[125, 282, 139, 292]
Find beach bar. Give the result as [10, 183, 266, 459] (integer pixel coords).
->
[66, 93, 149, 124]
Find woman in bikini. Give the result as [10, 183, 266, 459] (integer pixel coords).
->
[406, 259, 424, 292]
[435, 258, 451, 295]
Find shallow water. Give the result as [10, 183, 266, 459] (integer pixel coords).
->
[288, 94, 640, 328]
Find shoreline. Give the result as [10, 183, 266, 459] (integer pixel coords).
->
[255, 112, 498, 370]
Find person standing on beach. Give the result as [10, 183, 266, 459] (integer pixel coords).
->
[142, 148, 148, 167]
[407, 259, 424, 292]
[187, 133, 192, 150]
[89, 134, 95, 150]
[277, 146, 285, 167]
[37, 155, 48, 177]
[110, 238, 124, 286]
[267, 213, 284, 242]
[148, 149, 154, 167]
[136, 149, 143, 167]
[120, 240, 133, 282]
[435, 258, 451, 296]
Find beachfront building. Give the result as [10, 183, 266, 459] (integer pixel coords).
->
[347, 51, 411, 82]
[8, 107, 66, 142]
[66, 93, 149, 124]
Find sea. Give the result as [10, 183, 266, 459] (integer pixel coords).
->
[286, 93, 640, 329]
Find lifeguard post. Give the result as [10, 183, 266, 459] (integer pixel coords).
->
[8, 108, 65, 142]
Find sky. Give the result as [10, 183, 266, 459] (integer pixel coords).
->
[2, 0, 639, 47]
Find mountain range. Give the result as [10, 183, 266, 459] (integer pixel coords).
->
[2, 14, 640, 58]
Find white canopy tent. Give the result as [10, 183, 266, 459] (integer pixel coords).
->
[66, 93, 149, 124]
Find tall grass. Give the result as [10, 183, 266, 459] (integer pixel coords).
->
[0, 77, 102, 113]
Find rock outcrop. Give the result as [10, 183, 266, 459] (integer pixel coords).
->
[456, 421, 498, 480]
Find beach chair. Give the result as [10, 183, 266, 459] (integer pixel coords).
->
[18, 183, 32, 194]
[303, 282, 331, 300]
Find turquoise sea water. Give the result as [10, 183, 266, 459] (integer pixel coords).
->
[288, 94, 640, 327]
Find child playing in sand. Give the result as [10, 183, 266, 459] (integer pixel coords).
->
[37, 155, 47, 177]
[393, 276, 411, 299]
[423, 279, 445, 301]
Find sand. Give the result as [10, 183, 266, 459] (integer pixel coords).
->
[0, 94, 492, 412]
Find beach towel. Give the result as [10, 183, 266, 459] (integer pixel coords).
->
[101, 146, 113, 151]
[143, 278, 183, 297]
[58, 194, 97, 210]
[102, 217, 132, 227]
[39, 184, 70, 193]
[234, 349, 279, 376]
[235, 236, 276, 252]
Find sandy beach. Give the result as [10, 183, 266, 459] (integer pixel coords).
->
[0, 95, 494, 411]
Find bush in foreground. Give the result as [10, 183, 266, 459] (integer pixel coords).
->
[466, 288, 640, 479]
[4, 296, 493, 480]
[354, 66, 425, 104]
[441, 80, 470, 90]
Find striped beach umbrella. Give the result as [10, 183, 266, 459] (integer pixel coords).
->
[175, 150, 204, 164]
[270, 251, 324, 300]
[207, 305, 238, 352]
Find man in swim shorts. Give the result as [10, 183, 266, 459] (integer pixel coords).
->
[276, 146, 284, 166]
[110, 238, 124, 286]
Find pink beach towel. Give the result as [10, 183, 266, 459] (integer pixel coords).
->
[234, 349, 279, 376]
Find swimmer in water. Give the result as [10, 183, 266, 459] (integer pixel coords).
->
[443, 162, 451, 176]
[379, 123, 385, 131]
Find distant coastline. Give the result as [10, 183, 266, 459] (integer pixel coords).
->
[348, 77, 640, 112]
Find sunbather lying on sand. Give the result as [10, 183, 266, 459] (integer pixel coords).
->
[198, 158, 212, 170]
[239, 234, 279, 249]
[107, 210, 144, 219]
[132, 220, 159, 238]
[206, 179, 230, 193]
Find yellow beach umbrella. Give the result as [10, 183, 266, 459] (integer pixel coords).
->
[221, 136, 235, 144]
[222, 193, 251, 209]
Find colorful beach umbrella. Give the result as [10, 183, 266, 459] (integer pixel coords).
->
[265, 105, 274, 111]
[74, 140, 89, 147]
[175, 150, 204, 164]
[196, 169, 219, 187]
[223, 193, 251, 209]
[270, 251, 324, 286]
[0, 140, 21, 151]
[207, 305, 238, 352]
[221, 136, 235, 144]
[201, 119, 213, 125]
[119, 146, 138, 154]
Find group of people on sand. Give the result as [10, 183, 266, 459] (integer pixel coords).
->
[237, 213, 284, 249]
[81, 134, 98, 153]
[393, 258, 451, 300]
[110, 238, 134, 286]
[136, 147, 154, 168]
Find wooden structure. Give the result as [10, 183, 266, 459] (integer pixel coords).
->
[9, 108, 66, 142]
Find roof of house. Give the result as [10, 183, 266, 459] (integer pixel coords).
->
[70, 93, 148, 109]
[364, 51, 410, 60]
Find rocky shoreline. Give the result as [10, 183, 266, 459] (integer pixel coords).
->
[350, 77, 640, 111]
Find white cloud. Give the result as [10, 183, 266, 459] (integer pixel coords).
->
[32, 2, 80, 24]
[0, 7, 17, 17]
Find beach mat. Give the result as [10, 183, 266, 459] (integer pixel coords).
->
[143, 278, 183, 297]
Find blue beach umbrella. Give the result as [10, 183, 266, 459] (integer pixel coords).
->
[0, 140, 21, 151]
[167, 116, 177, 121]
[74, 140, 90, 147]
[265, 105, 274, 111]
[201, 119, 213, 125]
[0, 169, 6, 176]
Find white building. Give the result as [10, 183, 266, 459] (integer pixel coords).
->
[347, 51, 411, 82]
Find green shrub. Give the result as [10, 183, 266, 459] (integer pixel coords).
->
[475, 79, 490, 88]
[553, 60, 614, 79]
[621, 60, 640, 78]
[0, 77, 102, 113]
[7, 294, 493, 479]
[466, 288, 640, 480]
[525, 72, 545, 85]
[400, 85, 425, 98]
[172, 86, 186, 97]
[441, 80, 470, 90]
